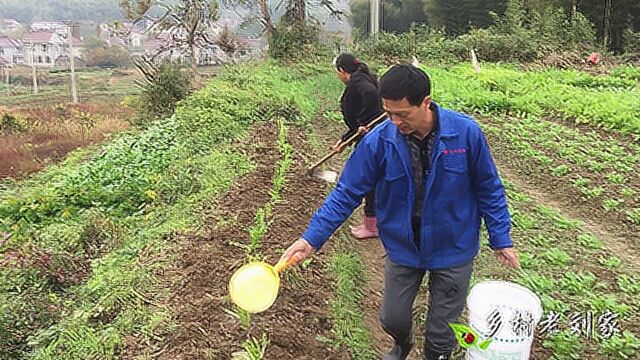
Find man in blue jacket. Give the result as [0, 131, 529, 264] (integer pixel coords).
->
[279, 64, 520, 360]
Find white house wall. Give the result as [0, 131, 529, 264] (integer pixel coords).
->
[0, 44, 22, 65]
[23, 44, 82, 68]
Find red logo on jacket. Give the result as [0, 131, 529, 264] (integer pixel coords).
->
[443, 148, 467, 155]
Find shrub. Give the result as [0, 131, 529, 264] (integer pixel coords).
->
[0, 113, 27, 135]
[623, 29, 640, 54]
[458, 28, 540, 62]
[269, 19, 327, 62]
[83, 37, 131, 68]
[133, 61, 192, 127]
[355, 0, 597, 64]
[357, 31, 417, 64]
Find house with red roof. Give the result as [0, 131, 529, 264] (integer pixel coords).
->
[21, 30, 83, 68]
[98, 20, 153, 54]
[0, 35, 22, 66]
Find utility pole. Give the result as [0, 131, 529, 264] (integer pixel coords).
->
[65, 22, 78, 104]
[5, 67, 9, 96]
[30, 44, 38, 95]
[370, 0, 380, 36]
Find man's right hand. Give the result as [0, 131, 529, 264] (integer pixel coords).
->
[279, 238, 314, 267]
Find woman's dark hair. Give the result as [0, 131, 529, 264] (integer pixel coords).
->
[380, 64, 431, 106]
[335, 53, 377, 84]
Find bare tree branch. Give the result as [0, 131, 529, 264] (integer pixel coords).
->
[118, 0, 230, 81]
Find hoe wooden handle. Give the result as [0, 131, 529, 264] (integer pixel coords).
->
[307, 112, 388, 173]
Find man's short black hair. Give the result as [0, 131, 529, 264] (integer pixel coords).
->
[380, 64, 431, 106]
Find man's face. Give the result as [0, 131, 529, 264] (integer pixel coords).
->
[383, 96, 431, 135]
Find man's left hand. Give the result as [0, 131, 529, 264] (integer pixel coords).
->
[494, 247, 520, 269]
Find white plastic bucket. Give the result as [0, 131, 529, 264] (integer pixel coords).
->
[466, 281, 542, 360]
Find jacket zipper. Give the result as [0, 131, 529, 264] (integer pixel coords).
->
[396, 141, 420, 256]
[418, 138, 445, 257]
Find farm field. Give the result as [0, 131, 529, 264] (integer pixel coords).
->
[0, 67, 141, 108]
[0, 68, 141, 179]
[0, 61, 638, 360]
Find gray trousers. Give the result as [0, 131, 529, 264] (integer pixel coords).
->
[379, 258, 473, 359]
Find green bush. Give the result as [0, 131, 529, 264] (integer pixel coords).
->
[357, 31, 417, 64]
[134, 62, 192, 127]
[0, 113, 26, 135]
[355, 0, 597, 64]
[84, 45, 131, 68]
[611, 65, 640, 81]
[459, 1, 594, 62]
[458, 28, 540, 62]
[527, 8, 594, 52]
[355, 25, 466, 65]
[269, 22, 326, 62]
[83, 37, 132, 68]
[623, 29, 640, 54]
[559, 12, 597, 50]
[412, 25, 467, 62]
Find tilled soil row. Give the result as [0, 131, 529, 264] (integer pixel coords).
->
[128, 120, 349, 359]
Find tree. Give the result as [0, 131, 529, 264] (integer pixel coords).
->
[218, 0, 341, 62]
[83, 37, 132, 67]
[215, 25, 245, 57]
[424, 0, 468, 36]
[349, 0, 428, 38]
[382, 0, 429, 33]
[118, 0, 220, 79]
[603, 0, 612, 49]
[424, 0, 507, 36]
[257, 0, 276, 36]
[523, 0, 640, 53]
[347, 0, 369, 39]
[133, 61, 192, 126]
[220, 0, 342, 39]
[348, 0, 507, 38]
[466, 0, 507, 28]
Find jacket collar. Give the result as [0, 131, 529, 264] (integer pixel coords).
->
[380, 101, 459, 141]
[374, 102, 458, 194]
[432, 102, 458, 139]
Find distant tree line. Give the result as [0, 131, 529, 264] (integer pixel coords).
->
[4, 0, 637, 54]
[350, 0, 640, 53]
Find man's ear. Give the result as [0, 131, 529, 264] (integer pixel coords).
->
[422, 96, 432, 110]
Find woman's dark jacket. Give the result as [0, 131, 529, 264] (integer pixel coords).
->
[340, 70, 384, 141]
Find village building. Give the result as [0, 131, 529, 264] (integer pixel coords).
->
[0, 35, 23, 65]
[21, 30, 83, 68]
